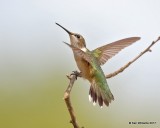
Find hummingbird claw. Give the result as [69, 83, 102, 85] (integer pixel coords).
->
[71, 71, 81, 79]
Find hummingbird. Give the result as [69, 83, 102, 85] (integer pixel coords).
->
[56, 23, 140, 107]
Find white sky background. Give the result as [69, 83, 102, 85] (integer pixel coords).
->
[0, 0, 160, 126]
[0, 0, 160, 68]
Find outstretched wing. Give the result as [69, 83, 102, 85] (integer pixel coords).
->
[92, 37, 140, 65]
[63, 42, 92, 64]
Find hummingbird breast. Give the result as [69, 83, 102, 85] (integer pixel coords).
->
[74, 53, 93, 82]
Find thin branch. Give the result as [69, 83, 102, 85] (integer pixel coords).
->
[106, 36, 160, 79]
[63, 71, 82, 128]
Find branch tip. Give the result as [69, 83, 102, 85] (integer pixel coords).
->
[66, 74, 71, 80]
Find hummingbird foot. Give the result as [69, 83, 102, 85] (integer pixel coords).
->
[71, 71, 82, 79]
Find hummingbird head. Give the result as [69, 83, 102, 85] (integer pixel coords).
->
[56, 23, 86, 49]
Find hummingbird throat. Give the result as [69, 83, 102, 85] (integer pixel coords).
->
[81, 47, 87, 52]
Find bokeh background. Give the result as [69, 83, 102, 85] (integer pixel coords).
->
[0, 0, 160, 128]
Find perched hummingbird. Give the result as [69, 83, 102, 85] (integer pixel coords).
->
[56, 23, 140, 107]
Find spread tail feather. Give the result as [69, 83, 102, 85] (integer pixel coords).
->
[89, 82, 114, 107]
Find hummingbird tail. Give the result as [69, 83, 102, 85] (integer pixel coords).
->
[89, 82, 114, 107]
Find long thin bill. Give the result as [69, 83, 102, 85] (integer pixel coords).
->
[55, 22, 72, 35]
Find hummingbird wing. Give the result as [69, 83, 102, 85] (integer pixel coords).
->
[92, 37, 140, 65]
[63, 42, 92, 63]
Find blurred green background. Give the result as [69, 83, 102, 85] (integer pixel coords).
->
[0, 0, 160, 128]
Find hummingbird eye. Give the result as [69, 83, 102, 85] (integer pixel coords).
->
[75, 34, 80, 39]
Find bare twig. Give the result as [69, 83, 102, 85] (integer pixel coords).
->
[106, 36, 160, 79]
[64, 71, 82, 128]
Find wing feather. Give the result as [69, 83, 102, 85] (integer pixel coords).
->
[92, 37, 140, 65]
